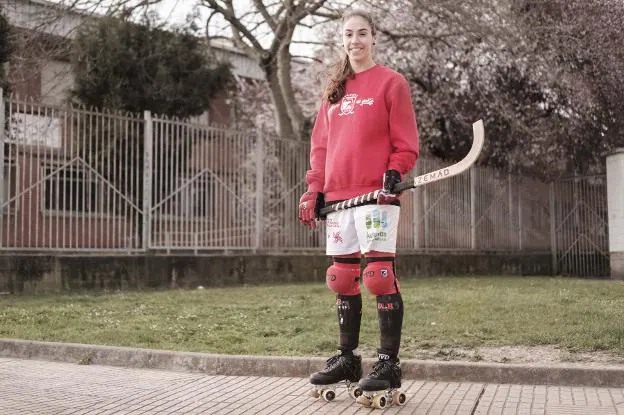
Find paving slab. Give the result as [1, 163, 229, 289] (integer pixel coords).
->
[2, 357, 624, 415]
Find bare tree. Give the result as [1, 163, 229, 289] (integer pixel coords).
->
[354, 0, 623, 177]
[199, 0, 359, 140]
[513, 0, 624, 175]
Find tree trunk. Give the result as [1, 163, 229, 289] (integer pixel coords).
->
[277, 32, 306, 140]
[259, 54, 309, 247]
[261, 55, 298, 140]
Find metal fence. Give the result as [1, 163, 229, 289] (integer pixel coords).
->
[551, 175, 609, 277]
[0, 93, 610, 276]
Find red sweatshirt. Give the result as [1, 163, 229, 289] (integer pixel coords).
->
[306, 64, 419, 202]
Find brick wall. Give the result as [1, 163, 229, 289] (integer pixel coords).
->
[7, 59, 41, 100]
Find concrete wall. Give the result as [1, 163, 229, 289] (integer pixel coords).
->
[607, 148, 624, 280]
[0, 252, 553, 294]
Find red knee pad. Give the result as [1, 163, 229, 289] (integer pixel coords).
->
[326, 263, 361, 296]
[362, 261, 398, 295]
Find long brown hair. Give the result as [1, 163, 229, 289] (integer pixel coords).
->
[323, 10, 377, 104]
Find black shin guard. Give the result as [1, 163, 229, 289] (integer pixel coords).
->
[376, 293, 404, 357]
[336, 294, 362, 352]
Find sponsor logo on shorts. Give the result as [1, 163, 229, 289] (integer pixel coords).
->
[327, 219, 340, 228]
[330, 231, 343, 244]
[365, 209, 389, 241]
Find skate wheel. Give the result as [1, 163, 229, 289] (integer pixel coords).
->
[356, 394, 372, 407]
[349, 386, 363, 400]
[322, 389, 336, 402]
[308, 388, 320, 399]
[392, 390, 407, 406]
[373, 394, 387, 409]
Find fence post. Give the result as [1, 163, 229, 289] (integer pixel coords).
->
[549, 182, 557, 275]
[413, 184, 420, 249]
[423, 178, 429, 248]
[508, 172, 514, 249]
[518, 178, 523, 251]
[0, 88, 4, 248]
[143, 110, 153, 252]
[254, 134, 264, 250]
[470, 165, 477, 250]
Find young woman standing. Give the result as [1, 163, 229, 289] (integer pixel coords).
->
[298, 9, 420, 406]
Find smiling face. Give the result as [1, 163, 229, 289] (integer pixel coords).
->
[342, 14, 376, 71]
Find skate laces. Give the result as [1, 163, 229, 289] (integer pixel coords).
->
[324, 351, 356, 370]
[370, 358, 392, 378]
[323, 354, 342, 371]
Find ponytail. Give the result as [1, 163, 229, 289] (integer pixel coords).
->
[323, 54, 355, 104]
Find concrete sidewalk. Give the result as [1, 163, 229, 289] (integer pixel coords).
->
[3, 339, 624, 388]
[2, 357, 624, 414]
[2, 339, 624, 414]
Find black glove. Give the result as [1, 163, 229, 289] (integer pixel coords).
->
[377, 169, 401, 205]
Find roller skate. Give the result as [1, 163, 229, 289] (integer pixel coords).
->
[356, 353, 407, 409]
[308, 350, 363, 402]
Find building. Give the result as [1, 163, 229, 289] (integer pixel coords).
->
[1, 0, 267, 252]
[2, 0, 265, 121]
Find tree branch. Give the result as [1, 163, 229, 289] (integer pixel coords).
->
[201, 0, 266, 53]
[253, 0, 277, 32]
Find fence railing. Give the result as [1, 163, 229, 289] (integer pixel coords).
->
[0, 92, 610, 276]
[551, 175, 610, 277]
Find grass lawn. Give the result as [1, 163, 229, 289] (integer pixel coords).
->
[1, 276, 624, 361]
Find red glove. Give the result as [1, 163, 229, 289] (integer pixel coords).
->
[298, 191, 322, 229]
[377, 170, 402, 205]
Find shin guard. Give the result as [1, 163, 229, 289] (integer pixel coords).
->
[329, 257, 362, 353]
[377, 292, 404, 358]
[337, 294, 362, 353]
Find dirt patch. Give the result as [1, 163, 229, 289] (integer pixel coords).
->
[359, 345, 624, 366]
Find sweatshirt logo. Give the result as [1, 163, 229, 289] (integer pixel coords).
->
[338, 93, 374, 116]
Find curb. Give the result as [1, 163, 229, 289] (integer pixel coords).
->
[2, 338, 624, 387]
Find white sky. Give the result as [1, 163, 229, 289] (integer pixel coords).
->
[42, 0, 339, 57]
[151, 0, 197, 25]
[152, 0, 327, 58]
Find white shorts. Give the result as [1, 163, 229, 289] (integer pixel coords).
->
[325, 204, 401, 256]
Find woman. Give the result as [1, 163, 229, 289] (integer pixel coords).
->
[298, 9, 419, 401]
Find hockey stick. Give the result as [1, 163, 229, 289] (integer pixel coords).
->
[319, 119, 485, 216]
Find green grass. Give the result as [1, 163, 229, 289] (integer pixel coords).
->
[1, 276, 624, 359]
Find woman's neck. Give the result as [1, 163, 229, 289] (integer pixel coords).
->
[351, 60, 376, 73]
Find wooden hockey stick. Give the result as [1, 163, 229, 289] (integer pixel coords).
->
[319, 119, 485, 216]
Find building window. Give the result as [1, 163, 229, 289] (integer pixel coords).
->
[42, 164, 103, 214]
[8, 113, 62, 148]
[177, 176, 216, 218]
